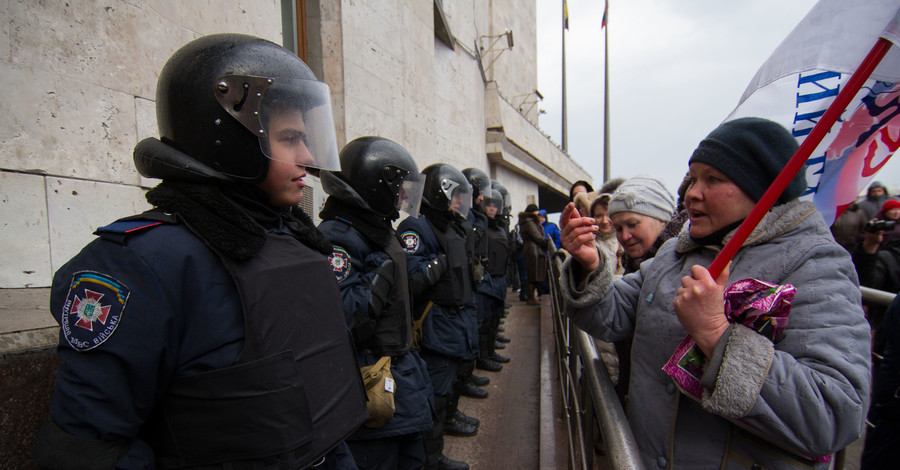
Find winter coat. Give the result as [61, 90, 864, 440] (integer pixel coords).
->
[318, 215, 434, 440]
[560, 200, 871, 469]
[830, 203, 867, 251]
[518, 212, 551, 284]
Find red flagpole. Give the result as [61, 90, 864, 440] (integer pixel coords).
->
[708, 37, 894, 278]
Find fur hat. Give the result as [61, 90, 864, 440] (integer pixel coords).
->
[608, 175, 675, 223]
[689, 117, 805, 204]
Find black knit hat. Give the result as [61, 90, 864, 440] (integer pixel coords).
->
[688, 117, 806, 204]
[525, 203, 539, 213]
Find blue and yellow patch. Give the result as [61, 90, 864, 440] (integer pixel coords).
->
[329, 246, 352, 282]
[401, 231, 420, 254]
[61, 271, 130, 351]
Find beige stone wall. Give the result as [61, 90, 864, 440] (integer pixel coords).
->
[1, 0, 589, 291]
[0, 0, 282, 288]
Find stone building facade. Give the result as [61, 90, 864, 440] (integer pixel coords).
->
[0, 1, 589, 465]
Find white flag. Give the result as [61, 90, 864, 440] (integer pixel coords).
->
[727, 0, 900, 225]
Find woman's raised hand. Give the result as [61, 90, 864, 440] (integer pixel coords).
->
[560, 202, 600, 271]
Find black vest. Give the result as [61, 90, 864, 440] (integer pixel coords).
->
[486, 222, 510, 277]
[355, 235, 414, 356]
[425, 218, 473, 306]
[145, 231, 367, 469]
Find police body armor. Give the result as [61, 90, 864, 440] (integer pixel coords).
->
[486, 221, 510, 278]
[356, 235, 414, 357]
[424, 219, 473, 307]
[143, 230, 367, 468]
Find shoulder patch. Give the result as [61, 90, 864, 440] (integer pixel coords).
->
[329, 246, 352, 282]
[401, 231, 420, 254]
[61, 271, 130, 351]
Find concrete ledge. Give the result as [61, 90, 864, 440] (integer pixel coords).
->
[1, 288, 57, 355]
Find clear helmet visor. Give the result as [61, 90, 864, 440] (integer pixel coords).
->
[448, 182, 472, 218]
[215, 75, 340, 172]
[398, 172, 426, 218]
[479, 180, 493, 201]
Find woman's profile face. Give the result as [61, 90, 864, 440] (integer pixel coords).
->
[610, 212, 667, 258]
[684, 162, 756, 239]
[884, 207, 900, 220]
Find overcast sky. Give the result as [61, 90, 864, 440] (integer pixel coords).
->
[535, 0, 900, 197]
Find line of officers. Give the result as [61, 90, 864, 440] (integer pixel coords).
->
[32, 34, 518, 470]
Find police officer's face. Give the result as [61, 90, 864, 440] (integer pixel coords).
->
[257, 109, 315, 208]
[485, 204, 498, 218]
[450, 190, 463, 212]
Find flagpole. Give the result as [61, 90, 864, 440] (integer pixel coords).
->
[561, 0, 568, 152]
[603, 4, 610, 181]
[708, 36, 894, 278]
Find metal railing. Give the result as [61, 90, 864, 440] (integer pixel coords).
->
[547, 250, 896, 470]
[548, 252, 646, 470]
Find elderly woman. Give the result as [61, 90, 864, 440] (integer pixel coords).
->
[607, 176, 679, 273]
[559, 117, 870, 469]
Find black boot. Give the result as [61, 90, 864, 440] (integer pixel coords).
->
[496, 334, 510, 343]
[489, 352, 510, 363]
[476, 358, 502, 371]
[459, 381, 489, 399]
[438, 455, 470, 470]
[444, 418, 478, 437]
[494, 341, 506, 350]
[469, 374, 490, 386]
[452, 409, 480, 427]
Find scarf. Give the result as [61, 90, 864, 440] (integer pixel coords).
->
[145, 181, 332, 261]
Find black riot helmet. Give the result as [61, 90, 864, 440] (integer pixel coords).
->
[462, 168, 492, 201]
[422, 163, 472, 218]
[328, 136, 425, 221]
[492, 179, 512, 215]
[135, 33, 339, 183]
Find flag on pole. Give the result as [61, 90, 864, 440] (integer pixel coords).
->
[602, 0, 608, 29]
[726, 0, 900, 225]
[564, 0, 569, 30]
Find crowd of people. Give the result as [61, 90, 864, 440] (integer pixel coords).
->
[552, 118, 890, 469]
[29, 32, 897, 470]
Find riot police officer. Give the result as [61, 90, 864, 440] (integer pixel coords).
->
[481, 190, 512, 348]
[32, 34, 367, 469]
[461, 168, 508, 376]
[318, 137, 435, 469]
[398, 164, 477, 470]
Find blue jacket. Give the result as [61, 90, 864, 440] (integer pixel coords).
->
[45, 221, 245, 468]
[398, 215, 478, 360]
[543, 220, 561, 250]
[319, 217, 434, 439]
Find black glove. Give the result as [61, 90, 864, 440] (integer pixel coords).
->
[424, 253, 448, 285]
[368, 259, 395, 317]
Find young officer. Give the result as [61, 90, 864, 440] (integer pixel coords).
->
[398, 164, 477, 470]
[32, 34, 367, 469]
[317, 136, 435, 470]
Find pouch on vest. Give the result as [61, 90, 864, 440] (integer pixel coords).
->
[360, 356, 395, 428]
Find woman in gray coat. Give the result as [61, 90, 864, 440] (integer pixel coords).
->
[559, 118, 871, 469]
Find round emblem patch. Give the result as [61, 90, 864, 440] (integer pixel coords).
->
[61, 271, 130, 351]
[401, 231, 420, 254]
[329, 246, 352, 282]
